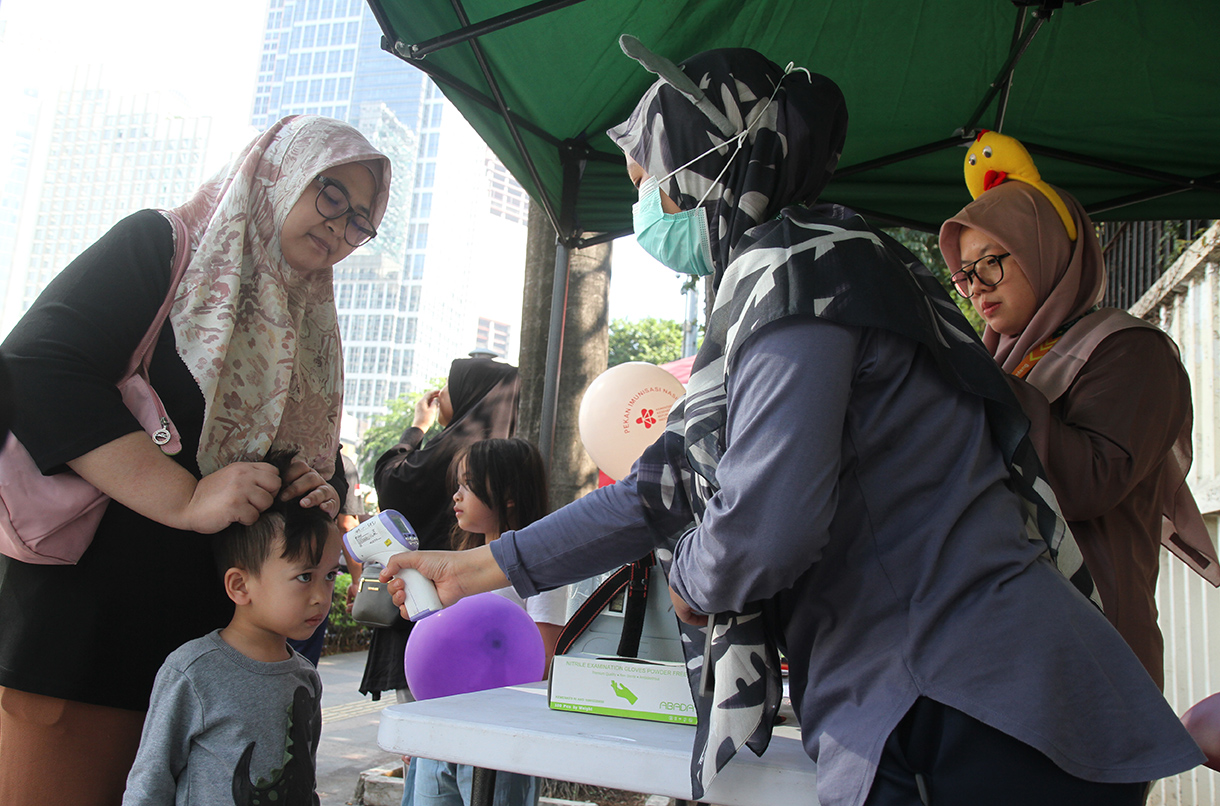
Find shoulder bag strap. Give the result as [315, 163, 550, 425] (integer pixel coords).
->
[120, 211, 191, 383]
[554, 563, 634, 656]
[616, 553, 653, 658]
[554, 552, 655, 657]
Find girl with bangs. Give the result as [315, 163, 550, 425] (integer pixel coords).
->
[406, 438, 562, 806]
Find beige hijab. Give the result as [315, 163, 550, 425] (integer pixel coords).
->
[939, 181, 1103, 372]
[169, 116, 391, 477]
[940, 181, 1219, 585]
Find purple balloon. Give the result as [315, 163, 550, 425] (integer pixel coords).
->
[404, 592, 545, 700]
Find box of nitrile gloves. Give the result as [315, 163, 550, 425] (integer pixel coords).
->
[547, 653, 696, 725]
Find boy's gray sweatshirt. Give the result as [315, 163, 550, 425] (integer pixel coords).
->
[123, 629, 322, 806]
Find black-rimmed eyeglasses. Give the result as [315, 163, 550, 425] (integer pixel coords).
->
[950, 253, 1010, 298]
[315, 175, 377, 247]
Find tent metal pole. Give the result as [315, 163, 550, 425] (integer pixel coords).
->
[390, 60, 562, 242]
[383, 56, 563, 147]
[959, 9, 1047, 135]
[425, 0, 566, 239]
[379, 50, 625, 167]
[1086, 186, 1200, 217]
[834, 137, 965, 179]
[1023, 142, 1220, 193]
[538, 238, 571, 470]
[992, 6, 1030, 132]
[537, 140, 585, 469]
[364, 0, 400, 48]
[406, 0, 594, 59]
[576, 228, 632, 249]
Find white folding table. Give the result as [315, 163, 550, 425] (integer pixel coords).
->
[377, 682, 818, 806]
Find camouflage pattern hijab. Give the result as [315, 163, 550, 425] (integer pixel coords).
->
[609, 39, 1097, 800]
[608, 40, 846, 284]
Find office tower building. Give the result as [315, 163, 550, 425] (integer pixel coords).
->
[0, 68, 217, 334]
[475, 317, 512, 359]
[0, 88, 39, 334]
[251, 0, 528, 437]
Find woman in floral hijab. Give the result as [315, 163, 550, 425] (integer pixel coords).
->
[0, 115, 389, 805]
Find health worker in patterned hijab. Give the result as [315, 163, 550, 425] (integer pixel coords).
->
[378, 40, 1203, 806]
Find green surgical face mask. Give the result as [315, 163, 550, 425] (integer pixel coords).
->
[631, 176, 714, 277]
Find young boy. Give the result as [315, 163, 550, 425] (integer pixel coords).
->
[123, 451, 342, 806]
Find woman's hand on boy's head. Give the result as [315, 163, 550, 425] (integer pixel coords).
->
[184, 462, 281, 534]
[279, 457, 340, 517]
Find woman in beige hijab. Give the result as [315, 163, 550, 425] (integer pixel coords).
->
[940, 180, 1218, 689]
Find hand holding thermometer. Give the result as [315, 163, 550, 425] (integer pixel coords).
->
[342, 510, 443, 621]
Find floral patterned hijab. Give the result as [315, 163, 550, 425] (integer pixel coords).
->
[169, 116, 390, 477]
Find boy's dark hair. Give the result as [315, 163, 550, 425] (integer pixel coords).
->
[212, 450, 333, 578]
[449, 438, 548, 552]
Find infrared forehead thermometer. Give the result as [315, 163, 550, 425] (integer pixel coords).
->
[342, 510, 443, 621]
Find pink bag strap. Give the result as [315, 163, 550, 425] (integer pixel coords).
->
[120, 211, 191, 382]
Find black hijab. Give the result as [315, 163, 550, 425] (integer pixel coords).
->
[374, 358, 519, 550]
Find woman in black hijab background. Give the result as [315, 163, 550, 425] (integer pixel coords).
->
[358, 358, 520, 700]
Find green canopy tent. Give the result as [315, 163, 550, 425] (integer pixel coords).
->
[364, 0, 1220, 460]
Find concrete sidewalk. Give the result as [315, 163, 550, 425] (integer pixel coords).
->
[317, 650, 404, 805]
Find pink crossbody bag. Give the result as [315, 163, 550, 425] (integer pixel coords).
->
[0, 211, 190, 565]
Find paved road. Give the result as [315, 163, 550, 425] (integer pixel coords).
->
[317, 650, 405, 805]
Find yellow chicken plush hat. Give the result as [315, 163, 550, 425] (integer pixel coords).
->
[963, 130, 1077, 241]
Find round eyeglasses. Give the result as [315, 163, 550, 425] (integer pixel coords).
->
[950, 253, 1010, 298]
[315, 175, 377, 247]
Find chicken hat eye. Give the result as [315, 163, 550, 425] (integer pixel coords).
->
[982, 146, 992, 158]
[968, 153, 977, 166]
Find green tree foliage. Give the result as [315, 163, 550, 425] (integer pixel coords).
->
[885, 227, 984, 335]
[607, 317, 685, 367]
[355, 378, 445, 486]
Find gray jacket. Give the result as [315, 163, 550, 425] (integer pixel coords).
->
[492, 317, 1203, 806]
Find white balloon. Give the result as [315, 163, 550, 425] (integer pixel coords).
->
[578, 362, 686, 481]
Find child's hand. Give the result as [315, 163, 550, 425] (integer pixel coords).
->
[380, 545, 509, 615]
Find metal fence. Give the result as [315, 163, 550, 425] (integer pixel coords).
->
[1131, 225, 1220, 805]
[1102, 220, 1213, 310]
[1150, 542, 1220, 806]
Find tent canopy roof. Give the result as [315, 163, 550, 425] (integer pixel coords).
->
[368, 0, 1220, 242]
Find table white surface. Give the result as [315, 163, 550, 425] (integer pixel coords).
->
[378, 682, 818, 805]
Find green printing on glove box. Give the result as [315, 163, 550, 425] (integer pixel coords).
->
[548, 653, 696, 725]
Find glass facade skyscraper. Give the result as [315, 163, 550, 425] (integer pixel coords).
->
[0, 68, 215, 334]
